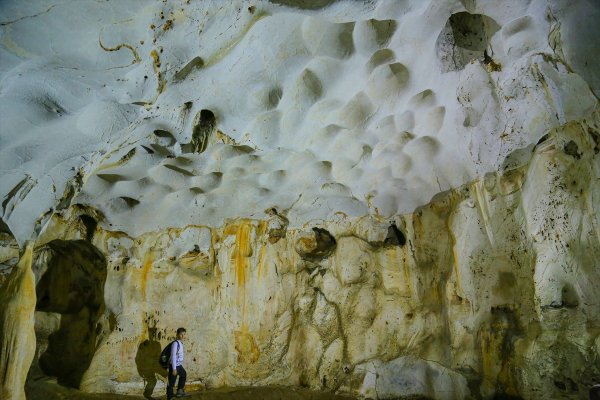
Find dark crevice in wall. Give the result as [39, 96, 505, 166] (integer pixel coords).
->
[34, 239, 107, 388]
[269, 0, 336, 10]
[436, 12, 500, 72]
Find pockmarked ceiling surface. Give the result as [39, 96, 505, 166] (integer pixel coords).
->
[1, 0, 597, 243]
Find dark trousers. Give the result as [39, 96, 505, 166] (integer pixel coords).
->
[167, 365, 186, 398]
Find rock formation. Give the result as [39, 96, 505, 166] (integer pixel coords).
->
[0, 0, 599, 399]
[0, 242, 36, 400]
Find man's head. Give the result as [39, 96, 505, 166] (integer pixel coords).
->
[176, 327, 186, 340]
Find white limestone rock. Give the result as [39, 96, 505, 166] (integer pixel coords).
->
[354, 356, 470, 400]
[0, 243, 36, 400]
[0, 0, 597, 244]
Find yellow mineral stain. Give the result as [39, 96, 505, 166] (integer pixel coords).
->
[380, 247, 403, 295]
[179, 251, 209, 268]
[156, 73, 166, 95]
[412, 212, 424, 239]
[498, 168, 525, 196]
[402, 255, 413, 296]
[498, 364, 519, 396]
[1, 26, 35, 58]
[131, 49, 167, 106]
[237, 226, 253, 258]
[533, 63, 557, 115]
[234, 324, 260, 364]
[210, 227, 220, 279]
[172, 8, 187, 23]
[150, 49, 160, 70]
[0, 241, 36, 400]
[233, 220, 253, 287]
[480, 331, 496, 387]
[257, 220, 268, 237]
[256, 244, 267, 279]
[98, 37, 141, 63]
[216, 130, 237, 145]
[446, 200, 464, 298]
[334, 211, 349, 219]
[451, 240, 464, 297]
[92, 148, 139, 175]
[8, 243, 35, 314]
[365, 193, 375, 213]
[426, 284, 441, 305]
[141, 252, 154, 298]
[256, 221, 268, 278]
[298, 236, 316, 252]
[224, 223, 240, 237]
[203, 11, 270, 68]
[473, 182, 494, 245]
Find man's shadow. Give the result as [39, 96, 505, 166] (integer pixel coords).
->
[135, 327, 166, 399]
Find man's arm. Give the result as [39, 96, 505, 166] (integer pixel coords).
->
[170, 341, 178, 373]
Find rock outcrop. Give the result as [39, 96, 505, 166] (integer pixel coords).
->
[0, 242, 36, 400]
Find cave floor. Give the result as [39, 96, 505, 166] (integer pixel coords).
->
[26, 380, 358, 399]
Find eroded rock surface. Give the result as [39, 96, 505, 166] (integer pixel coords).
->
[6, 110, 596, 399]
[0, 243, 36, 400]
[1, 0, 599, 399]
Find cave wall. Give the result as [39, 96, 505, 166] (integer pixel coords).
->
[32, 240, 108, 388]
[0, 243, 35, 400]
[21, 110, 598, 399]
[0, 0, 599, 399]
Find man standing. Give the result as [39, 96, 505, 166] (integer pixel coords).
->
[167, 327, 187, 399]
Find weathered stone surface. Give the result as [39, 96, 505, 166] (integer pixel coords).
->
[1, 111, 594, 398]
[353, 356, 470, 400]
[0, 243, 35, 400]
[295, 228, 337, 261]
[0, 1, 599, 399]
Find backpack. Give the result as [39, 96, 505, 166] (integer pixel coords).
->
[159, 340, 180, 369]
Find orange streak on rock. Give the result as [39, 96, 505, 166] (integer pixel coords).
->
[257, 244, 267, 279]
[234, 220, 253, 288]
[234, 327, 260, 364]
[141, 252, 154, 298]
[224, 223, 240, 237]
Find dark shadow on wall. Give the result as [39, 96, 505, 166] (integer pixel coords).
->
[436, 11, 500, 72]
[135, 326, 164, 399]
[35, 239, 107, 388]
[270, 0, 336, 10]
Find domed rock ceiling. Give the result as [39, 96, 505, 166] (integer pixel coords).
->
[0, 0, 599, 399]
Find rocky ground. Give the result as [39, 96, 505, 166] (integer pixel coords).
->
[27, 380, 357, 400]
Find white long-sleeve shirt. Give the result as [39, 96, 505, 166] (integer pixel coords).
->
[170, 340, 184, 370]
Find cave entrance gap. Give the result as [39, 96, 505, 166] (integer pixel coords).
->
[34, 239, 107, 388]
